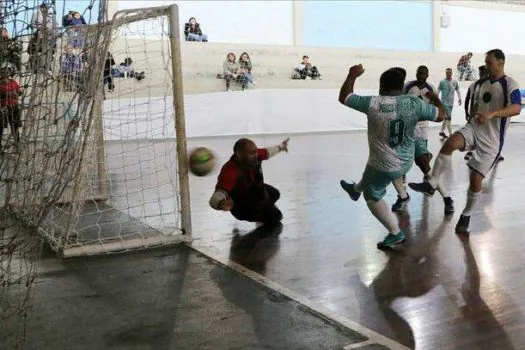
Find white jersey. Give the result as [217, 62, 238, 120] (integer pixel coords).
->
[404, 81, 436, 140]
[438, 78, 460, 106]
[344, 93, 438, 172]
[470, 75, 520, 152]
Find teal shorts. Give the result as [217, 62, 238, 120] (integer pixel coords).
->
[361, 163, 412, 202]
[444, 105, 453, 121]
[414, 139, 431, 158]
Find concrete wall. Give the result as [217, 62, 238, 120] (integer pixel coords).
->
[107, 0, 525, 54]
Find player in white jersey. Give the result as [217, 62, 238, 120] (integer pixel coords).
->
[390, 66, 454, 215]
[409, 49, 521, 235]
[463, 65, 505, 162]
[438, 68, 462, 138]
[338, 65, 444, 248]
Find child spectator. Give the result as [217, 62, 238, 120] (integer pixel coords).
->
[0, 64, 22, 153]
[292, 55, 321, 80]
[184, 17, 208, 42]
[59, 45, 82, 91]
[238, 52, 254, 89]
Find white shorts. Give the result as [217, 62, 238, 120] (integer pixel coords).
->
[457, 123, 501, 176]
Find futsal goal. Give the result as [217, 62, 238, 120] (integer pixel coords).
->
[1, 4, 192, 258]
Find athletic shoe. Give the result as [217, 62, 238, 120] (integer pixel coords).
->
[439, 132, 448, 138]
[340, 180, 361, 201]
[464, 151, 472, 160]
[443, 197, 454, 214]
[391, 194, 410, 212]
[408, 181, 436, 197]
[377, 231, 406, 249]
[455, 214, 471, 234]
[498, 155, 504, 161]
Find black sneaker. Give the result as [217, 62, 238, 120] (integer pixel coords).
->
[391, 194, 410, 212]
[498, 155, 504, 161]
[408, 181, 436, 197]
[464, 151, 472, 160]
[443, 197, 454, 214]
[455, 214, 471, 234]
[340, 180, 361, 201]
[439, 132, 448, 138]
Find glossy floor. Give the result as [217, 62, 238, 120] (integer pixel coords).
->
[188, 125, 525, 350]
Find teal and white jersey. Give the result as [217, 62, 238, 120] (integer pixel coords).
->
[344, 93, 438, 172]
[438, 78, 460, 106]
[404, 80, 436, 140]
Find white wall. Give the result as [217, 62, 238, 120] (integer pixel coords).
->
[103, 88, 525, 140]
[114, 0, 294, 45]
[440, 4, 525, 54]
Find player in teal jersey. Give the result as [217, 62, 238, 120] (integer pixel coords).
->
[438, 68, 462, 138]
[338, 65, 444, 248]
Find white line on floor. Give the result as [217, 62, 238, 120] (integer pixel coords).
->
[343, 339, 374, 349]
[190, 243, 410, 350]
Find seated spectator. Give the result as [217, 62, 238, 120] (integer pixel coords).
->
[113, 57, 146, 81]
[0, 28, 23, 72]
[184, 17, 208, 42]
[238, 52, 254, 89]
[59, 45, 82, 91]
[63, 11, 87, 48]
[457, 52, 474, 81]
[223, 52, 240, 92]
[292, 55, 321, 80]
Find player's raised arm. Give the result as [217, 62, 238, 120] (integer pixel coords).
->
[338, 64, 365, 104]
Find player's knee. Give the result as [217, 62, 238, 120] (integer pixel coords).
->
[469, 171, 484, 192]
[441, 133, 463, 154]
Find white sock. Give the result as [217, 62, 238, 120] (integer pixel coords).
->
[392, 177, 408, 199]
[462, 189, 480, 216]
[435, 182, 449, 198]
[447, 120, 453, 134]
[441, 121, 446, 132]
[428, 153, 452, 188]
[354, 178, 364, 192]
[367, 199, 400, 235]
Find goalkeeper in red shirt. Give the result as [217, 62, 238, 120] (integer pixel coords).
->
[209, 137, 289, 225]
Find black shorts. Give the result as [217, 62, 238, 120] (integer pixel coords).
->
[0, 105, 21, 128]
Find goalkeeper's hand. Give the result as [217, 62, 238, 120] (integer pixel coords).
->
[279, 138, 290, 153]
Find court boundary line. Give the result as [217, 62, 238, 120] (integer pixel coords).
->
[189, 243, 410, 350]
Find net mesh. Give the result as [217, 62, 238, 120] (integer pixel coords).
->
[1, 2, 188, 347]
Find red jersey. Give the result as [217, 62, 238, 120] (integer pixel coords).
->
[215, 148, 269, 208]
[0, 79, 21, 107]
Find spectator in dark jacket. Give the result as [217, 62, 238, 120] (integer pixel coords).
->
[184, 17, 208, 42]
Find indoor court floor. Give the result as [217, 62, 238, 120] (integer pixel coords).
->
[13, 124, 525, 350]
[187, 124, 525, 350]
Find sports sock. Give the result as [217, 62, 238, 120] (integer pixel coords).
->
[428, 153, 452, 188]
[367, 199, 400, 235]
[462, 189, 480, 216]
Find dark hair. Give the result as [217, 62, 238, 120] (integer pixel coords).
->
[302, 55, 309, 59]
[380, 69, 404, 91]
[478, 65, 487, 71]
[240, 52, 250, 61]
[486, 49, 505, 61]
[389, 67, 406, 80]
[446, 67, 453, 71]
[227, 52, 236, 62]
[416, 65, 428, 73]
[233, 138, 254, 153]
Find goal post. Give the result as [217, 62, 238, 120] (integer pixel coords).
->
[2, 4, 192, 258]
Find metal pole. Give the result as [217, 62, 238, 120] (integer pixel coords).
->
[169, 4, 192, 236]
